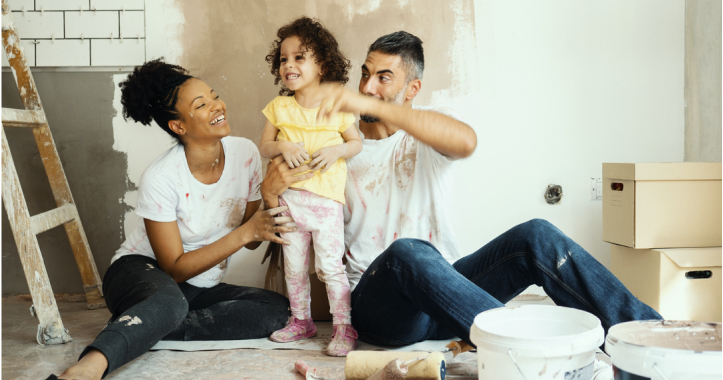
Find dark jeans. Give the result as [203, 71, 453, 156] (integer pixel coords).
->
[82, 255, 290, 377]
[350, 219, 662, 347]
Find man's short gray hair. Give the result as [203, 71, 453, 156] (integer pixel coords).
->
[367, 31, 424, 83]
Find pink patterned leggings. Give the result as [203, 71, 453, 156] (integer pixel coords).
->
[279, 190, 352, 325]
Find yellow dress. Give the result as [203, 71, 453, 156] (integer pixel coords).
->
[262, 96, 355, 204]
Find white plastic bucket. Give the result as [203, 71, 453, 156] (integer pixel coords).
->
[605, 320, 722, 380]
[470, 305, 604, 380]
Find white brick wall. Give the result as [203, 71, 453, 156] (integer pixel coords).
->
[2, 2, 145, 67]
[6, 0, 33, 11]
[91, 39, 145, 66]
[65, 11, 119, 38]
[36, 0, 89, 11]
[12, 11, 64, 39]
[91, 0, 145, 11]
[36, 39, 90, 66]
[120, 11, 145, 38]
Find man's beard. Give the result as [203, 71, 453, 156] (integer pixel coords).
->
[359, 88, 406, 123]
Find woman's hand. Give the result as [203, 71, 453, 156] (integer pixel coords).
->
[279, 141, 310, 168]
[310, 145, 346, 173]
[243, 206, 296, 245]
[147, 205, 297, 283]
[261, 155, 315, 207]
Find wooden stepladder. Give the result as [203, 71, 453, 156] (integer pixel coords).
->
[1, 0, 105, 345]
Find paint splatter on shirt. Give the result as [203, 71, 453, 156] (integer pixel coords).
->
[343, 106, 464, 291]
[112, 137, 262, 288]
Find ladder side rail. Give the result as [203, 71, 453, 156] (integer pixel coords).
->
[2, 0, 105, 306]
[3, 3, 73, 205]
[2, 131, 72, 345]
[1, 2, 42, 111]
[32, 122, 106, 303]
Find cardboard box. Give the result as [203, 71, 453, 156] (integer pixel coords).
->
[309, 272, 332, 321]
[603, 162, 722, 248]
[611, 244, 722, 322]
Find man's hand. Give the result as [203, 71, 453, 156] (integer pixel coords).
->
[260, 155, 315, 208]
[310, 145, 346, 173]
[316, 83, 374, 122]
[316, 82, 476, 159]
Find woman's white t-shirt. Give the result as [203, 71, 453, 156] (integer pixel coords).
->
[111, 136, 263, 288]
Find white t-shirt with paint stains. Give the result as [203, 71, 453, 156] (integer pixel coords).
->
[344, 106, 464, 291]
[112, 136, 263, 288]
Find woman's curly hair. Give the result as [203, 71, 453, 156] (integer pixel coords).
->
[265, 16, 351, 96]
[118, 58, 193, 143]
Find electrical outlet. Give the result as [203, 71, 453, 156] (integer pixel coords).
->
[590, 178, 602, 200]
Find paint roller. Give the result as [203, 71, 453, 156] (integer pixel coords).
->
[444, 339, 474, 357]
[345, 351, 446, 380]
[367, 358, 412, 380]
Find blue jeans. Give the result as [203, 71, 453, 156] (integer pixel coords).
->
[350, 219, 662, 347]
[83, 255, 290, 377]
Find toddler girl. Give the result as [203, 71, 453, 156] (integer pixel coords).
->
[259, 16, 361, 357]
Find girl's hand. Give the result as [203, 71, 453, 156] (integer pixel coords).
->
[244, 206, 296, 245]
[310, 145, 346, 173]
[280, 141, 310, 168]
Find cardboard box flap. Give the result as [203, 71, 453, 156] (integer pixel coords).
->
[603, 163, 722, 181]
[603, 163, 636, 180]
[659, 247, 722, 268]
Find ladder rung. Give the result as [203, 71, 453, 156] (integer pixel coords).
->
[30, 204, 78, 235]
[2, 108, 46, 128]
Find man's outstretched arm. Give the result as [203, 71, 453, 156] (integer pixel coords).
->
[317, 84, 477, 159]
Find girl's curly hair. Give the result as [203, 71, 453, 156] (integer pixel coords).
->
[119, 58, 193, 143]
[265, 16, 350, 96]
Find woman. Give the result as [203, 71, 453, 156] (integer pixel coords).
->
[49, 59, 312, 380]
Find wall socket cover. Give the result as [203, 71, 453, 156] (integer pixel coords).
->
[590, 178, 602, 200]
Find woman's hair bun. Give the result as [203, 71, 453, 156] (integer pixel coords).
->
[119, 58, 190, 127]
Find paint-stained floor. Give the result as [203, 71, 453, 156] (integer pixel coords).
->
[2, 297, 480, 379]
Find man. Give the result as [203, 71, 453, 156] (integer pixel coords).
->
[319, 31, 664, 346]
[269, 31, 662, 347]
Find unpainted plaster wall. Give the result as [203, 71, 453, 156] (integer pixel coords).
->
[176, 0, 477, 144]
[684, 0, 722, 162]
[2, 72, 130, 296]
[116, 0, 478, 289]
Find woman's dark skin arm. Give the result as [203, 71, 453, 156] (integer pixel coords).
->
[146, 204, 293, 284]
[147, 155, 314, 283]
[241, 199, 262, 250]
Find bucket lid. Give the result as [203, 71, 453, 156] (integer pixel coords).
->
[470, 305, 604, 356]
[607, 320, 722, 352]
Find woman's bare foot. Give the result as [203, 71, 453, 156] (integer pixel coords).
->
[57, 349, 108, 380]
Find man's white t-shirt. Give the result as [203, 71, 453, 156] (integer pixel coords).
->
[344, 106, 464, 291]
[111, 136, 263, 288]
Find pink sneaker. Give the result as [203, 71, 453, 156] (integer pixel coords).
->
[326, 324, 358, 356]
[270, 316, 317, 342]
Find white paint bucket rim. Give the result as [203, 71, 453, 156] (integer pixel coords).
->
[607, 320, 721, 352]
[471, 305, 604, 380]
[471, 305, 604, 357]
[606, 320, 722, 379]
